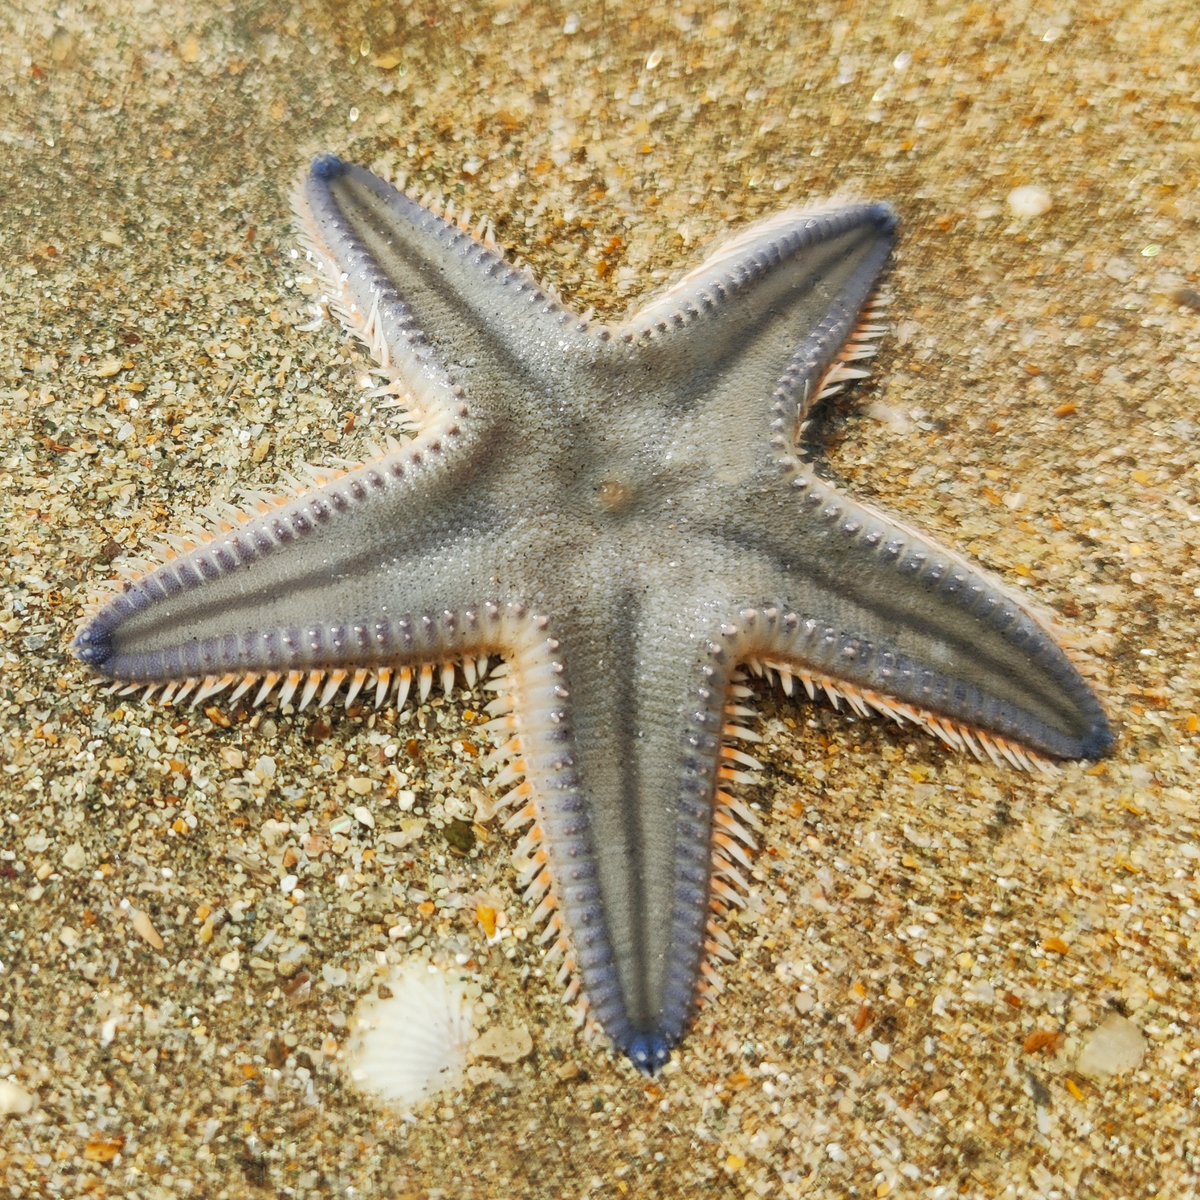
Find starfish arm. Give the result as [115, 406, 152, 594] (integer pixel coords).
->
[516, 579, 760, 1073]
[294, 156, 593, 421]
[72, 430, 515, 688]
[715, 470, 1113, 762]
[616, 201, 896, 450]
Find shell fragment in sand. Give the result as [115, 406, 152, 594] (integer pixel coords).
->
[132, 909, 165, 950]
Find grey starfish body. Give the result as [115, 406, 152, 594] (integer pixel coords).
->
[75, 155, 1111, 1073]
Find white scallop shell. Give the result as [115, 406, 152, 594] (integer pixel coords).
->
[344, 963, 474, 1108]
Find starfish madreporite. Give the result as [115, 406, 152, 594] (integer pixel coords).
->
[75, 155, 1112, 1073]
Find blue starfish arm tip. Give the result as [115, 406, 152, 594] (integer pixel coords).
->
[624, 1031, 674, 1075]
[872, 201, 900, 233]
[1080, 720, 1116, 760]
[310, 154, 346, 181]
[72, 625, 111, 667]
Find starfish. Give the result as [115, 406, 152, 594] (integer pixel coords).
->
[74, 155, 1112, 1074]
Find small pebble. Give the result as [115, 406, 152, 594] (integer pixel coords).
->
[132, 909, 165, 950]
[1105, 257, 1135, 282]
[0, 1080, 35, 1115]
[348, 778, 375, 797]
[964, 980, 996, 1004]
[475, 904, 497, 938]
[61, 843, 87, 872]
[383, 818, 427, 849]
[1076, 1013, 1146, 1080]
[323, 964, 349, 986]
[353, 804, 375, 828]
[260, 819, 290, 846]
[1007, 185, 1052, 217]
[470, 1024, 533, 1065]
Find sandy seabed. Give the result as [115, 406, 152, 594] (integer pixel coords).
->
[2, 1, 1199, 1197]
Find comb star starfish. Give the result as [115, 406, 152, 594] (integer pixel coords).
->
[74, 155, 1112, 1073]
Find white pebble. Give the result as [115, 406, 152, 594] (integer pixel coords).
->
[1076, 1013, 1146, 1080]
[1104, 257, 1135, 282]
[1007, 185, 1052, 218]
[0, 1081, 34, 1115]
[353, 805, 375, 829]
[964, 980, 996, 1004]
[61, 843, 88, 872]
[470, 1023, 534, 1065]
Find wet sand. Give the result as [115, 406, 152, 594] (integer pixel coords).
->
[1, 1, 1198, 1197]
